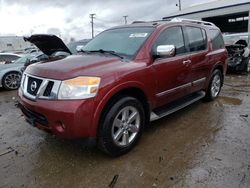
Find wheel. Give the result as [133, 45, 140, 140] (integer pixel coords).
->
[97, 96, 145, 156]
[2, 72, 22, 90]
[204, 69, 222, 101]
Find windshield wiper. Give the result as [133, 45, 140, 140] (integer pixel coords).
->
[80, 50, 91, 54]
[83, 49, 124, 59]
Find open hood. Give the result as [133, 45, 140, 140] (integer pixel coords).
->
[24, 34, 72, 56]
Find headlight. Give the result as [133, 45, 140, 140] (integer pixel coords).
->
[58, 76, 101, 100]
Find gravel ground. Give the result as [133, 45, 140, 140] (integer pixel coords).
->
[0, 74, 250, 188]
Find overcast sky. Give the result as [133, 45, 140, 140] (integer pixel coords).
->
[0, 0, 215, 42]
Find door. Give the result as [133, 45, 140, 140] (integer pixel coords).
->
[152, 26, 192, 107]
[183, 26, 209, 93]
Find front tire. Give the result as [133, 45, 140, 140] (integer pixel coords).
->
[2, 72, 22, 90]
[97, 96, 145, 156]
[204, 69, 222, 101]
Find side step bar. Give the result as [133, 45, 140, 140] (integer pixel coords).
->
[150, 91, 206, 121]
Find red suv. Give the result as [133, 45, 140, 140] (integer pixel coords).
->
[18, 18, 227, 156]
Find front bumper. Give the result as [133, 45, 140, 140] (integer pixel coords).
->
[18, 89, 95, 139]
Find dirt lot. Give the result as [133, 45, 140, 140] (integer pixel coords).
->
[0, 74, 250, 188]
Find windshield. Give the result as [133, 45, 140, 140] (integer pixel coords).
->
[83, 27, 154, 58]
[223, 34, 249, 45]
[14, 54, 36, 64]
[67, 40, 90, 54]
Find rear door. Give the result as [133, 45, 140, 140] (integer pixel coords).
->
[152, 26, 192, 107]
[183, 26, 209, 93]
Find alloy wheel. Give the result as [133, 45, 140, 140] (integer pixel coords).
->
[4, 73, 21, 89]
[111, 106, 140, 147]
[211, 74, 221, 97]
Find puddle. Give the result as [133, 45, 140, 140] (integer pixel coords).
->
[219, 96, 242, 105]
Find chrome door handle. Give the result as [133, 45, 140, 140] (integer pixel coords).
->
[183, 60, 191, 65]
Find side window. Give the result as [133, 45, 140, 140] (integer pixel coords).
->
[3, 55, 18, 61]
[154, 26, 186, 55]
[185, 27, 207, 52]
[208, 29, 224, 50]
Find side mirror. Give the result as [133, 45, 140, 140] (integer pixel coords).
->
[154, 45, 176, 58]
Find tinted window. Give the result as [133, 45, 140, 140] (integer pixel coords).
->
[5, 55, 19, 61]
[185, 27, 207, 52]
[154, 26, 186, 55]
[0, 55, 19, 62]
[208, 29, 224, 50]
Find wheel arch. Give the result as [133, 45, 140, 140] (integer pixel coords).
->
[92, 84, 151, 137]
[205, 62, 225, 89]
[212, 64, 224, 85]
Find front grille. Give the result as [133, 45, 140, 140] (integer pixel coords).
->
[22, 73, 61, 100]
[43, 81, 54, 97]
[27, 77, 43, 96]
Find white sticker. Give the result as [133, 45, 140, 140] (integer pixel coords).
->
[129, 33, 148, 38]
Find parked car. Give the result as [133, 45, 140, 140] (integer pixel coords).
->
[24, 47, 40, 54]
[223, 33, 250, 47]
[20, 52, 49, 72]
[18, 18, 227, 156]
[0, 52, 48, 90]
[21, 35, 72, 71]
[0, 53, 21, 64]
[223, 33, 250, 73]
[67, 39, 91, 54]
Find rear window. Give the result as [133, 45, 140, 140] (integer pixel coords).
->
[185, 27, 207, 52]
[208, 29, 224, 50]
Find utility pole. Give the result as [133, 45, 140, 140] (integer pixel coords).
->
[90, 13, 96, 38]
[123, 15, 128, 24]
[176, 0, 182, 11]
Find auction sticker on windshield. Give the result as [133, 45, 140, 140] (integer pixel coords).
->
[129, 33, 148, 38]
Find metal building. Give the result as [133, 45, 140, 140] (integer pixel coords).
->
[0, 36, 33, 53]
[163, 0, 250, 33]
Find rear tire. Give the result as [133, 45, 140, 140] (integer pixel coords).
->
[97, 96, 145, 157]
[2, 72, 22, 90]
[204, 69, 222, 101]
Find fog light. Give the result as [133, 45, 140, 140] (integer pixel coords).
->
[55, 121, 66, 133]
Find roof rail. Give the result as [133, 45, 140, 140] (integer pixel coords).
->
[165, 17, 215, 27]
